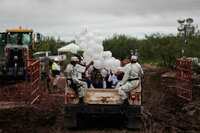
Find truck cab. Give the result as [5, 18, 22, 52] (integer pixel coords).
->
[64, 82, 142, 129]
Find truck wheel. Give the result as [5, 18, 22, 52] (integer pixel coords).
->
[126, 116, 141, 129]
[65, 115, 78, 128]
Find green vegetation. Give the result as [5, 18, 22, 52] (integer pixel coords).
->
[36, 36, 74, 55]
[103, 32, 200, 69]
[1, 31, 200, 69]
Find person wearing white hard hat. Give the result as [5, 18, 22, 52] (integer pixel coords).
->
[115, 55, 143, 100]
[64, 56, 87, 99]
[52, 58, 60, 77]
[74, 57, 94, 88]
[115, 57, 130, 81]
[51, 58, 61, 90]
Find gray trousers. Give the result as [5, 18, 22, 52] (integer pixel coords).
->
[67, 79, 87, 98]
[77, 80, 87, 98]
[116, 80, 140, 99]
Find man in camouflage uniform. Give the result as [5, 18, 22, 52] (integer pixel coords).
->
[64, 56, 87, 98]
[41, 57, 51, 93]
[115, 55, 143, 100]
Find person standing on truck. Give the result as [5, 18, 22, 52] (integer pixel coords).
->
[51, 58, 61, 90]
[115, 55, 143, 100]
[75, 57, 94, 88]
[64, 56, 87, 98]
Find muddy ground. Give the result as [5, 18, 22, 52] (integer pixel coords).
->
[0, 65, 200, 133]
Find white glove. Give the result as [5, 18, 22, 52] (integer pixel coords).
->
[79, 81, 85, 86]
[67, 80, 71, 85]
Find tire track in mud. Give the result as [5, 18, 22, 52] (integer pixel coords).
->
[141, 65, 200, 133]
[141, 65, 174, 133]
[2, 65, 199, 133]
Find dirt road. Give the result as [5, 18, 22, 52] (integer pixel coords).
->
[0, 65, 200, 133]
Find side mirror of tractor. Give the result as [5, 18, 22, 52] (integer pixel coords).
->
[34, 33, 42, 44]
[0, 32, 6, 45]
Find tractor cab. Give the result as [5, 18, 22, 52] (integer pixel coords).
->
[0, 27, 41, 80]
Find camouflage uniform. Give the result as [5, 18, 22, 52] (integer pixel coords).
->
[115, 62, 143, 99]
[65, 63, 87, 98]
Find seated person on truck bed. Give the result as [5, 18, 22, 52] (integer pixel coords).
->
[90, 67, 119, 89]
[115, 55, 143, 100]
[115, 57, 130, 80]
[107, 73, 118, 88]
[100, 68, 111, 88]
[100, 68, 118, 88]
[75, 57, 93, 88]
[64, 56, 87, 98]
[90, 67, 104, 88]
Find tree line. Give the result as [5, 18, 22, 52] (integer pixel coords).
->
[103, 32, 200, 69]
[1, 31, 200, 69]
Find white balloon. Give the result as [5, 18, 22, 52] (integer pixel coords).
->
[75, 38, 81, 45]
[111, 67, 118, 74]
[95, 36, 104, 45]
[104, 59, 114, 70]
[83, 56, 92, 65]
[111, 57, 115, 60]
[106, 51, 112, 58]
[83, 52, 89, 58]
[101, 69, 108, 78]
[93, 60, 101, 69]
[79, 36, 87, 43]
[74, 32, 81, 39]
[92, 45, 104, 53]
[86, 32, 94, 40]
[114, 59, 121, 67]
[79, 42, 87, 51]
[102, 51, 112, 59]
[88, 40, 96, 47]
[92, 53, 101, 60]
[99, 58, 105, 68]
[102, 51, 107, 59]
[86, 47, 94, 57]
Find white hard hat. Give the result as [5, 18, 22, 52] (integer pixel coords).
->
[71, 56, 79, 62]
[54, 58, 59, 62]
[130, 55, 138, 62]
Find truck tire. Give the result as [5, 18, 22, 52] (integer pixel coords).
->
[126, 116, 141, 129]
[65, 115, 78, 128]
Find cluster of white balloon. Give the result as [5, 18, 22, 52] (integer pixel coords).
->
[74, 26, 121, 73]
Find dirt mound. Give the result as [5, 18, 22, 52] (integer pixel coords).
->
[143, 67, 200, 133]
[0, 82, 27, 101]
[0, 92, 64, 133]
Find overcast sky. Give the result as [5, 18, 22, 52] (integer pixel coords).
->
[0, 0, 200, 41]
